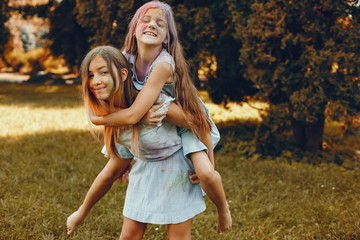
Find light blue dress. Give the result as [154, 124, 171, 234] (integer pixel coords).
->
[102, 94, 206, 224]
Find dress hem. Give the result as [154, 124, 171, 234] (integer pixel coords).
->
[123, 204, 206, 225]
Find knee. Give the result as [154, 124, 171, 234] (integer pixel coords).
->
[119, 232, 138, 240]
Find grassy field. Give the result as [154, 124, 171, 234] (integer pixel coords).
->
[0, 82, 359, 240]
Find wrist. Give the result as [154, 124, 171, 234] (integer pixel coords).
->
[78, 205, 90, 218]
[91, 115, 104, 125]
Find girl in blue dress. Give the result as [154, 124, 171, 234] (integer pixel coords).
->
[66, 46, 206, 239]
[89, 1, 232, 235]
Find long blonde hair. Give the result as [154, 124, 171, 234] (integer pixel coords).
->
[80, 46, 139, 157]
[123, 1, 212, 137]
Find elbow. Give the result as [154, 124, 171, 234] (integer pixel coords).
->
[127, 113, 142, 125]
[99, 170, 117, 184]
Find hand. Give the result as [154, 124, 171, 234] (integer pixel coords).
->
[119, 164, 132, 184]
[189, 172, 200, 184]
[66, 208, 86, 236]
[141, 103, 166, 125]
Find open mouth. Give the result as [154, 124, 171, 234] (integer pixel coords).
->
[143, 31, 157, 37]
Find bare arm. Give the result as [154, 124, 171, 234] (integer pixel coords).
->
[165, 102, 215, 166]
[90, 63, 172, 126]
[66, 156, 131, 235]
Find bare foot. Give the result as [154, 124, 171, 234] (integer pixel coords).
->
[66, 210, 86, 236]
[217, 204, 232, 235]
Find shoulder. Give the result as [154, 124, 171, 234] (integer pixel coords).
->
[153, 50, 175, 71]
[152, 62, 173, 78]
[145, 62, 173, 85]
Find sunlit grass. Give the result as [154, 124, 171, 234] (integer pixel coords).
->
[0, 106, 88, 136]
[1, 83, 359, 239]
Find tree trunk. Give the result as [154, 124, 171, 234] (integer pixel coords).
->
[292, 113, 325, 151]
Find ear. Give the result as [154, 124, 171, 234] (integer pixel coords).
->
[120, 68, 128, 81]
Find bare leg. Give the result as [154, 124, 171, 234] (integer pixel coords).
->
[190, 151, 232, 235]
[167, 219, 192, 240]
[119, 217, 147, 240]
[66, 156, 131, 235]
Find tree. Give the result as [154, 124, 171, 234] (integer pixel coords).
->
[75, 0, 147, 48]
[173, 1, 216, 89]
[206, 0, 256, 104]
[232, 0, 360, 152]
[47, 0, 89, 72]
[16, 0, 90, 72]
[0, 0, 10, 55]
[173, 0, 257, 102]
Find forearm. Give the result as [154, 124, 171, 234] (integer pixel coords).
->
[78, 156, 130, 216]
[92, 63, 171, 127]
[164, 102, 193, 129]
[200, 131, 215, 167]
[165, 102, 215, 165]
[78, 171, 115, 216]
[91, 108, 138, 126]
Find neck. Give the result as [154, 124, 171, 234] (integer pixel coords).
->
[136, 44, 162, 81]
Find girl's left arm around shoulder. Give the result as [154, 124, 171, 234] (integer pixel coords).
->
[90, 63, 173, 126]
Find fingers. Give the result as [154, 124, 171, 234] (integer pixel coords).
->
[150, 103, 162, 112]
[66, 219, 75, 236]
[189, 173, 200, 184]
[122, 171, 129, 183]
[67, 228, 74, 236]
[146, 111, 166, 125]
[119, 168, 130, 184]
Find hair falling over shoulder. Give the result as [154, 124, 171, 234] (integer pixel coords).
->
[171, 42, 212, 138]
[80, 46, 140, 158]
[123, 1, 212, 138]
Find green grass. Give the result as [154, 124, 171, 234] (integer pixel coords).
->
[0, 83, 359, 239]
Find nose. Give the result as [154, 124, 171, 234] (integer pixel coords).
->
[148, 20, 156, 29]
[92, 74, 102, 86]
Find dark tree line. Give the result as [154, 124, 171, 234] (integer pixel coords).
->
[3, 0, 360, 154]
[235, 0, 360, 152]
[0, 0, 10, 56]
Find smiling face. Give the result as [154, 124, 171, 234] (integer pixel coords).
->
[135, 8, 167, 47]
[88, 55, 114, 100]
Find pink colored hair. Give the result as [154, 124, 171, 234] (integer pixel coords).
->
[123, 1, 212, 137]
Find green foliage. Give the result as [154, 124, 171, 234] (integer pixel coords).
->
[233, 0, 360, 151]
[208, 0, 257, 104]
[174, 2, 215, 87]
[47, 0, 89, 70]
[173, 0, 257, 102]
[75, 0, 140, 48]
[0, 0, 10, 55]
[15, 0, 90, 70]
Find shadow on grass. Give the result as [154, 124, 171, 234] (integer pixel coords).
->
[0, 129, 126, 239]
[0, 82, 83, 108]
